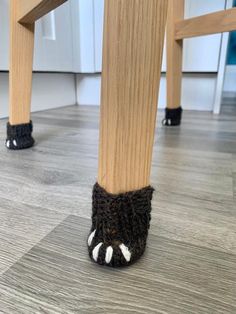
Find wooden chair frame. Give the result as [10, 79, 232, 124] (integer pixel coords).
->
[9, 0, 168, 195]
[10, 0, 236, 192]
[7, 0, 236, 269]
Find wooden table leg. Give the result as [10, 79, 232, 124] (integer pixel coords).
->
[163, 0, 184, 126]
[88, 0, 168, 267]
[6, 0, 35, 150]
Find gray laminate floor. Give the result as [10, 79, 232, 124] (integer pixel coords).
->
[0, 100, 235, 313]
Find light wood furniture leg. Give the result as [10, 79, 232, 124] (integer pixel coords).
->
[98, 0, 168, 194]
[6, 0, 67, 150]
[91, 0, 236, 267]
[9, 0, 35, 127]
[6, 0, 35, 150]
[88, 0, 168, 267]
[163, 0, 184, 126]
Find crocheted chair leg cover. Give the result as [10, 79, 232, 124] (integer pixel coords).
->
[88, 183, 154, 267]
[6, 121, 35, 150]
[162, 107, 182, 126]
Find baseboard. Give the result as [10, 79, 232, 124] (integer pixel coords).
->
[76, 73, 217, 111]
[0, 72, 216, 120]
[0, 72, 77, 119]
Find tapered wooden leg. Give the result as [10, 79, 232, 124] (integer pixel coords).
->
[98, 0, 168, 194]
[6, 0, 35, 150]
[10, 0, 34, 125]
[88, 0, 168, 268]
[163, 0, 184, 126]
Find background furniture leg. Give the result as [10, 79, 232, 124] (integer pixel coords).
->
[163, 0, 184, 127]
[6, 0, 35, 150]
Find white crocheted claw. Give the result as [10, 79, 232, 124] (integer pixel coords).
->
[91, 241, 114, 264]
[92, 242, 103, 262]
[162, 118, 172, 126]
[105, 246, 113, 264]
[119, 243, 131, 262]
[88, 229, 96, 246]
[90, 240, 131, 264]
[6, 140, 10, 148]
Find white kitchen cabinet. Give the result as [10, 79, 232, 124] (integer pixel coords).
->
[0, 0, 227, 73]
[0, 0, 9, 70]
[70, 0, 104, 73]
[0, 0, 76, 119]
[75, 0, 230, 112]
[0, 0, 74, 72]
[94, 0, 104, 72]
[183, 0, 226, 72]
[162, 0, 226, 71]
[85, 0, 226, 73]
[34, 1, 74, 71]
[70, 0, 96, 73]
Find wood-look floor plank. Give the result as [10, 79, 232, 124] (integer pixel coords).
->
[233, 155, 236, 172]
[233, 173, 236, 199]
[0, 216, 235, 314]
[0, 103, 235, 313]
[0, 198, 67, 274]
[152, 193, 236, 255]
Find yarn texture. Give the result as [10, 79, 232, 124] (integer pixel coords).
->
[88, 183, 154, 267]
[162, 107, 182, 126]
[6, 121, 35, 150]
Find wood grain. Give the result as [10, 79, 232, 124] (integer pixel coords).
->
[175, 7, 236, 40]
[9, 0, 35, 125]
[98, 0, 168, 193]
[166, 0, 184, 110]
[18, 0, 67, 24]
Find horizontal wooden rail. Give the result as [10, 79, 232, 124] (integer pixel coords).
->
[175, 7, 236, 40]
[18, 0, 68, 24]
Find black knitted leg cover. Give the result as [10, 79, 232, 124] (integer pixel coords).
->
[162, 107, 182, 126]
[87, 183, 154, 267]
[6, 121, 35, 150]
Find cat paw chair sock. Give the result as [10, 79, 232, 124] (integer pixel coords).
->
[88, 183, 154, 267]
[162, 107, 183, 126]
[6, 121, 35, 150]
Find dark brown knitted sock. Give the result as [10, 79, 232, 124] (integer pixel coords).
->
[162, 107, 182, 126]
[6, 121, 35, 150]
[87, 183, 154, 267]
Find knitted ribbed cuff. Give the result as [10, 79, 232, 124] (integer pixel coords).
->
[162, 107, 183, 126]
[88, 183, 154, 267]
[6, 121, 35, 150]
